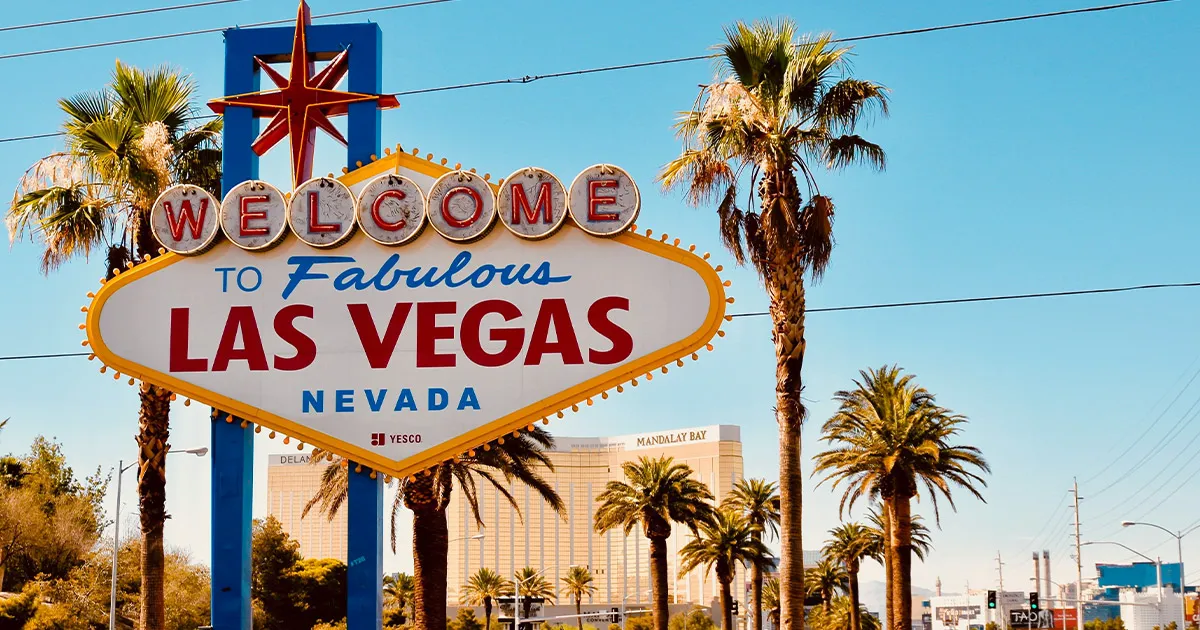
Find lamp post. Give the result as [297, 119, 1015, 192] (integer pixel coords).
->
[1082, 541, 1164, 627]
[109, 447, 208, 630]
[513, 566, 549, 630]
[1122, 520, 1200, 630]
[621, 589, 651, 630]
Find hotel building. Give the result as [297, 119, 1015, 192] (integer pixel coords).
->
[265, 453, 348, 561]
[446, 425, 745, 607]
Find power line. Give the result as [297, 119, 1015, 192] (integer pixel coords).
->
[0, 114, 220, 145]
[0, 0, 456, 61]
[0, 0, 246, 34]
[0, 0, 1179, 142]
[4, 278, 1199, 363]
[727, 281, 1200, 318]
[393, 0, 1178, 97]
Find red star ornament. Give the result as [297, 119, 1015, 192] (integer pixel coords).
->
[208, 0, 399, 187]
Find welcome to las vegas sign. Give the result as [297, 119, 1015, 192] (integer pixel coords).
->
[80, 4, 728, 480]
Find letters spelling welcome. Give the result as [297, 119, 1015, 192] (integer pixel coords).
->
[166, 255, 635, 415]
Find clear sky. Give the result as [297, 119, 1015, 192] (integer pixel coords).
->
[2, 0, 1199, 598]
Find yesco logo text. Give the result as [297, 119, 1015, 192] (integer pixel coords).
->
[149, 164, 639, 255]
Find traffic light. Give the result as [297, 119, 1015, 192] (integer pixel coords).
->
[732, 601, 740, 615]
[987, 591, 997, 609]
[1029, 592, 1039, 611]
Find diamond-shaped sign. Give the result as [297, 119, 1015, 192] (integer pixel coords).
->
[84, 150, 727, 478]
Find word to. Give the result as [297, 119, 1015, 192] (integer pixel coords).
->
[150, 165, 640, 255]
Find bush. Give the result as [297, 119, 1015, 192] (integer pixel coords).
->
[627, 615, 654, 630]
[313, 620, 347, 630]
[609, 624, 622, 630]
[0, 585, 42, 630]
[26, 602, 88, 630]
[670, 609, 717, 630]
[448, 608, 484, 630]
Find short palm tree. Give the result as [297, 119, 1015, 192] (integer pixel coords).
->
[304, 427, 565, 630]
[384, 572, 416, 621]
[824, 523, 873, 630]
[594, 456, 718, 630]
[561, 566, 597, 630]
[7, 61, 220, 630]
[808, 596, 880, 630]
[865, 506, 932, 629]
[678, 509, 770, 630]
[514, 566, 555, 619]
[804, 558, 847, 613]
[763, 578, 781, 630]
[814, 366, 989, 630]
[462, 567, 510, 630]
[723, 478, 780, 630]
[658, 20, 887, 630]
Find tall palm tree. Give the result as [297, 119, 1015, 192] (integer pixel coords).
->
[763, 578, 781, 630]
[678, 509, 770, 630]
[7, 62, 220, 630]
[723, 478, 780, 630]
[384, 572, 416, 622]
[594, 456, 718, 630]
[561, 566, 597, 630]
[804, 558, 847, 613]
[865, 506, 933, 629]
[658, 20, 887, 630]
[514, 566, 556, 620]
[814, 366, 989, 630]
[304, 427, 565, 630]
[824, 523, 874, 630]
[462, 567, 510, 630]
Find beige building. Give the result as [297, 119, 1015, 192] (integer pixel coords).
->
[266, 453, 348, 561]
[446, 425, 744, 607]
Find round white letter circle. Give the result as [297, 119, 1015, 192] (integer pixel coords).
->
[568, 164, 640, 237]
[150, 184, 221, 255]
[288, 177, 357, 248]
[427, 171, 496, 242]
[220, 181, 289, 251]
[355, 174, 427, 246]
[497, 167, 568, 240]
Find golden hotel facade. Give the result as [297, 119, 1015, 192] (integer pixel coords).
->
[446, 425, 744, 607]
[266, 453, 348, 561]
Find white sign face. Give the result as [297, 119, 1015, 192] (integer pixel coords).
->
[88, 222, 726, 476]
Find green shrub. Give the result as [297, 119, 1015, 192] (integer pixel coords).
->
[0, 585, 42, 630]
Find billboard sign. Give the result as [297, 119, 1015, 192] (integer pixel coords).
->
[936, 605, 981, 627]
[84, 151, 728, 478]
[1008, 609, 1077, 629]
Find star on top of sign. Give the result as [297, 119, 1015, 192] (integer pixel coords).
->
[207, 0, 399, 187]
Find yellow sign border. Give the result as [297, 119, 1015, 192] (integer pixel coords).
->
[85, 150, 728, 479]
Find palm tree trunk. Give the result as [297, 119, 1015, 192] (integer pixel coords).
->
[137, 384, 171, 630]
[409, 474, 449, 630]
[576, 597, 584, 630]
[884, 544, 894, 630]
[752, 540, 764, 630]
[720, 577, 733, 630]
[848, 562, 861, 630]
[650, 535, 670, 630]
[485, 599, 492, 630]
[768, 257, 807, 630]
[889, 497, 914, 630]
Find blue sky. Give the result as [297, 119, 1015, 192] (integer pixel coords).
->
[2, 0, 1199, 595]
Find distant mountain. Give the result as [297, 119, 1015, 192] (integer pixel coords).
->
[860, 581, 935, 617]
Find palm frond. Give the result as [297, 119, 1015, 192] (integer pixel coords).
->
[824, 135, 886, 171]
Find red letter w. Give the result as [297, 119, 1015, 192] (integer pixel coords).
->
[162, 199, 208, 240]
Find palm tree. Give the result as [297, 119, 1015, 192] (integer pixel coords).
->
[678, 509, 770, 630]
[658, 20, 888, 630]
[594, 456, 718, 630]
[304, 427, 565, 630]
[561, 566, 597, 630]
[814, 366, 990, 630]
[384, 572, 416, 622]
[865, 506, 933, 629]
[808, 596, 880, 630]
[723, 479, 780, 630]
[514, 566, 556, 620]
[804, 558, 847, 613]
[824, 523, 873, 630]
[7, 62, 220, 630]
[763, 578, 781, 630]
[462, 567, 510, 630]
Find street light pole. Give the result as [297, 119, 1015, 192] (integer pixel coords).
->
[1083, 541, 1165, 627]
[109, 448, 207, 630]
[1122, 520, 1200, 630]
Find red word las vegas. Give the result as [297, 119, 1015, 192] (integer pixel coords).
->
[168, 297, 634, 373]
[150, 164, 640, 255]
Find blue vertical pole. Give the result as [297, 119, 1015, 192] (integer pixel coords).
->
[211, 30, 260, 630]
[211, 413, 253, 630]
[345, 24, 385, 630]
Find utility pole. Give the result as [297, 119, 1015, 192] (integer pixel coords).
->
[998, 551, 1007, 627]
[1072, 479, 1084, 630]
